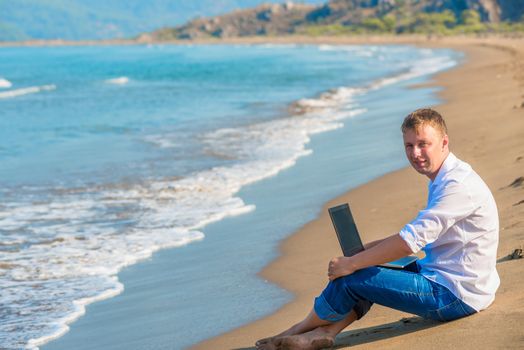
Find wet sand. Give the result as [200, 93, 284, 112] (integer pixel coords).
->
[192, 36, 524, 349]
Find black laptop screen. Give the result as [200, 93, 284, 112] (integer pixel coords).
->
[328, 204, 365, 257]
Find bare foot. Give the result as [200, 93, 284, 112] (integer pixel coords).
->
[255, 322, 302, 349]
[255, 336, 283, 350]
[279, 328, 335, 350]
[256, 337, 273, 346]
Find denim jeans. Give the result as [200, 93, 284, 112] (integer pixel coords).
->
[314, 264, 477, 323]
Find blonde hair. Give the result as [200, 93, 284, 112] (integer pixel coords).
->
[401, 108, 448, 136]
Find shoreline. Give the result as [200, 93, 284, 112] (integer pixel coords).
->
[1, 33, 523, 48]
[192, 37, 524, 349]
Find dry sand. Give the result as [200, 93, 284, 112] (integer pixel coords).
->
[192, 36, 524, 349]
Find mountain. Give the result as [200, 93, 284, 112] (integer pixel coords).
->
[152, 0, 524, 40]
[305, 0, 524, 25]
[0, 0, 325, 41]
[146, 2, 318, 40]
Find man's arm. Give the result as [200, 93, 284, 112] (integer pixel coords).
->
[328, 233, 413, 281]
[363, 238, 386, 250]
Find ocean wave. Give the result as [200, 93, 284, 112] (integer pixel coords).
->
[0, 181, 215, 348]
[370, 56, 456, 90]
[1, 151, 266, 347]
[143, 133, 180, 149]
[25, 278, 124, 350]
[318, 44, 383, 58]
[290, 87, 365, 114]
[259, 43, 298, 49]
[0, 85, 56, 99]
[105, 76, 130, 85]
[290, 50, 456, 117]
[0, 78, 12, 88]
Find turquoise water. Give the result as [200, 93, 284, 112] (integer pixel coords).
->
[0, 44, 460, 349]
[0, 44, 398, 186]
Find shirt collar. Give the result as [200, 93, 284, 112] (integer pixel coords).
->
[429, 152, 457, 188]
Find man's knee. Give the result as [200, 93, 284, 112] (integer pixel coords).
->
[340, 266, 382, 291]
[324, 267, 381, 300]
[320, 267, 379, 316]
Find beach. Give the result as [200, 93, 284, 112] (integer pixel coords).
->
[193, 36, 524, 349]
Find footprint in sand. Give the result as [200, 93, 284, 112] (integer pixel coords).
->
[509, 176, 524, 188]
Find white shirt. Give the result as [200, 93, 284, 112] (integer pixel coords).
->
[399, 152, 500, 311]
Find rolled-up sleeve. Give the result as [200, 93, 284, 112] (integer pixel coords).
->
[399, 181, 474, 253]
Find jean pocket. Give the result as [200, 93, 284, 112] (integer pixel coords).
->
[426, 299, 475, 322]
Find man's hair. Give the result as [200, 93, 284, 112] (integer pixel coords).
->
[401, 108, 448, 136]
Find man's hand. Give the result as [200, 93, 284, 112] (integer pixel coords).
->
[327, 234, 414, 282]
[327, 256, 356, 281]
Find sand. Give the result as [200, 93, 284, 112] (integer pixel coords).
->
[192, 36, 524, 349]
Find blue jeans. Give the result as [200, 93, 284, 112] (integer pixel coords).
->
[314, 264, 477, 323]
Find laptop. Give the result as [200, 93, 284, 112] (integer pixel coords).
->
[328, 203, 418, 269]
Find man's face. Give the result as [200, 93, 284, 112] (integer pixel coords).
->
[403, 123, 449, 180]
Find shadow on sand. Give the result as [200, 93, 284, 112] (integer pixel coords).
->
[234, 316, 441, 350]
[333, 316, 439, 348]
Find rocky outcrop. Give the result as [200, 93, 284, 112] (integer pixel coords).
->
[156, 2, 315, 40]
[149, 0, 524, 40]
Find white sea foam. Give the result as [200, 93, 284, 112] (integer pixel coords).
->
[318, 44, 381, 58]
[143, 133, 180, 148]
[0, 78, 12, 88]
[0, 47, 458, 350]
[0, 85, 56, 99]
[26, 279, 124, 350]
[316, 45, 457, 94]
[370, 56, 456, 90]
[105, 76, 130, 85]
[259, 43, 298, 49]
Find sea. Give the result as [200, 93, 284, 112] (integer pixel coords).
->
[0, 43, 461, 349]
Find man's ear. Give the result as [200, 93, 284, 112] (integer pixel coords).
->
[442, 134, 449, 150]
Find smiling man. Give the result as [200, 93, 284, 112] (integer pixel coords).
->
[256, 108, 500, 350]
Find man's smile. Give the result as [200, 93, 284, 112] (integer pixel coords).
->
[413, 159, 427, 167]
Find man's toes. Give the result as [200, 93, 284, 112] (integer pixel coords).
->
[256, 337, 272, 346]
[256, 336, 283, 350]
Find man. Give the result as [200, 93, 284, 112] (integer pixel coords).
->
[256, 108, 499, 350]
